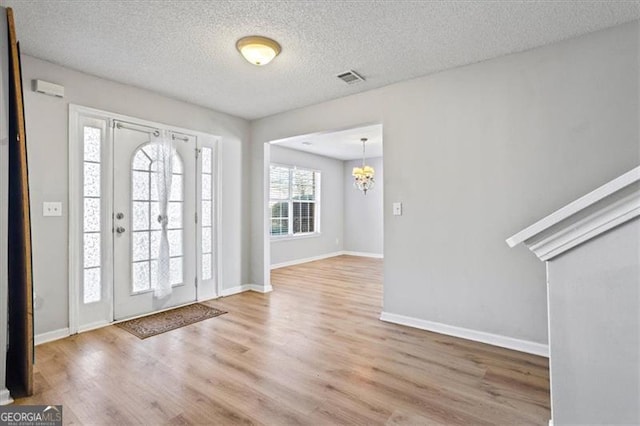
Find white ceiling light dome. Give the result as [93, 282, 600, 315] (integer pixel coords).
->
[236, 35, 281, 66]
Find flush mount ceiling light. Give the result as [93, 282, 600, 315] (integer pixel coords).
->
[236, 35, 281, 66]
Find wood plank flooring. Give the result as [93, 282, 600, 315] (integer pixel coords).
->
[15, 255, 550, 425]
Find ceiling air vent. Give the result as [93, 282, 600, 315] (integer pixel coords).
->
[336, 70, 365, 85]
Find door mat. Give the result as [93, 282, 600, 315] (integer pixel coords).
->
[115, 303, 227, 339]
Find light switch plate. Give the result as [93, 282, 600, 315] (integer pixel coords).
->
[43, 201, 62, 217]
[393, 202, 402, 216]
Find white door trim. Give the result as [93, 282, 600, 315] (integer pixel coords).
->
[68, 104, 221, 334]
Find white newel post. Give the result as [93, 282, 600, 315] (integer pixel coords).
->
[507, 166, 640, 425]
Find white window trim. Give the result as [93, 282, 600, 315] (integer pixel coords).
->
[269, 163, 321, 240]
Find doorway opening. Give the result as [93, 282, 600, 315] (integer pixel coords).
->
[263, 123, 384, 288]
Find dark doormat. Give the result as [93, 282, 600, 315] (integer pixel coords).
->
[115, 303, 227, 339]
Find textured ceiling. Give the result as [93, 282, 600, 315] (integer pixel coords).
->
[273, 124, 383, 161]
[2, 1, 639, 120]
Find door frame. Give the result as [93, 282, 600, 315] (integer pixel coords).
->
[68, 104, 222, 334]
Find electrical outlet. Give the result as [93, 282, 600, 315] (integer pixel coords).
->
[43, 201, 62, 217]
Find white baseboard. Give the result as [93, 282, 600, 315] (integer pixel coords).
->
[0, 388, 13, 405]
[271, 250, 383, 269]
[270, 251, 344, 270]
[380, 312, 549, 357]
[34, 327, 70, 346]
[221, 285, 245, 297]
[78, 320, 111, 334]
[245, 283, 273, 293]
[342, 251, 383, 259]
[221, 283, 274, 297]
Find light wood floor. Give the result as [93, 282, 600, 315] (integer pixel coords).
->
[17, 255, 550, 425]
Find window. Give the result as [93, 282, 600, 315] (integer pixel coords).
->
[270, 165, 320, 237]
[131, 144, 184, 293]
[200, 146, 214, 280]
[82, 126, 102, 303]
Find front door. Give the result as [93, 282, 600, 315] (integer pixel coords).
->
[113, 127, 197, 320]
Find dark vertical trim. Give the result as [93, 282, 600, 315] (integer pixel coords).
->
[5, 7, 33, 398]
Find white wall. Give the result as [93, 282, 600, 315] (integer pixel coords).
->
[344, 156, 383, 255]
[251, 22, 640, 345]
[269, 145, 343, 265]
[22, 55, 251, 336]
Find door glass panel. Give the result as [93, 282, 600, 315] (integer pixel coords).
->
[130, 143, 184, 293]
[202, 174, 211, 201]
[132, 261, 150, 293]
[82, 126, 102, 303]
[83, 127, 101, 162]
[83, 267, 101, 304]
[132, 171, 150, 200]
[132, 202, 150, 231]
[170, 257, 183, 285]
[168, 229, 183, 256]
[202, 254, 212, 281]
[83, 162, 101, 197]
[83, 233, 101, 268]
[170, 175, 183, 201]
[168, 202, 182, 228]
[83, 198, 101, 232]
[132, 232, 149, 262]
[202, 201, 212, 227]
[200, 147, 214, 280]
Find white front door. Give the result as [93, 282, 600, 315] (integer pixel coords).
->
[113, 127, 197, 320]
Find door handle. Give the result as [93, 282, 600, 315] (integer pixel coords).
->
[116, 226, 126, 234]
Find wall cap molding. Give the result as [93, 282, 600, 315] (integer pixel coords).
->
[380, 311, 549, 357]
[507, 166, 640, 261]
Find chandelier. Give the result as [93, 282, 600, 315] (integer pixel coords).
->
[352, 138, 375, 195]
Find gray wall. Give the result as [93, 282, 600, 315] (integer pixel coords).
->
[22, 55, 251, 335]
[270, 145, 344, 265]
[344, 156, 383, 255]
[251, 22, 640, 345]
[547, 219, 640, 425]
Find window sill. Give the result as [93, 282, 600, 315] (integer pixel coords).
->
[271, 232, 321, 242]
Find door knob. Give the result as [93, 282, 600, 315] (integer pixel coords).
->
[115, 212, 124, 220]
[116, 226, 126, 234]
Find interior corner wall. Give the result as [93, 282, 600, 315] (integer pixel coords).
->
[251, 21, 640, 345]
[344, 156, 383, 255]
[269, 145, 344, 265]
[21, 55, 251, 336]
